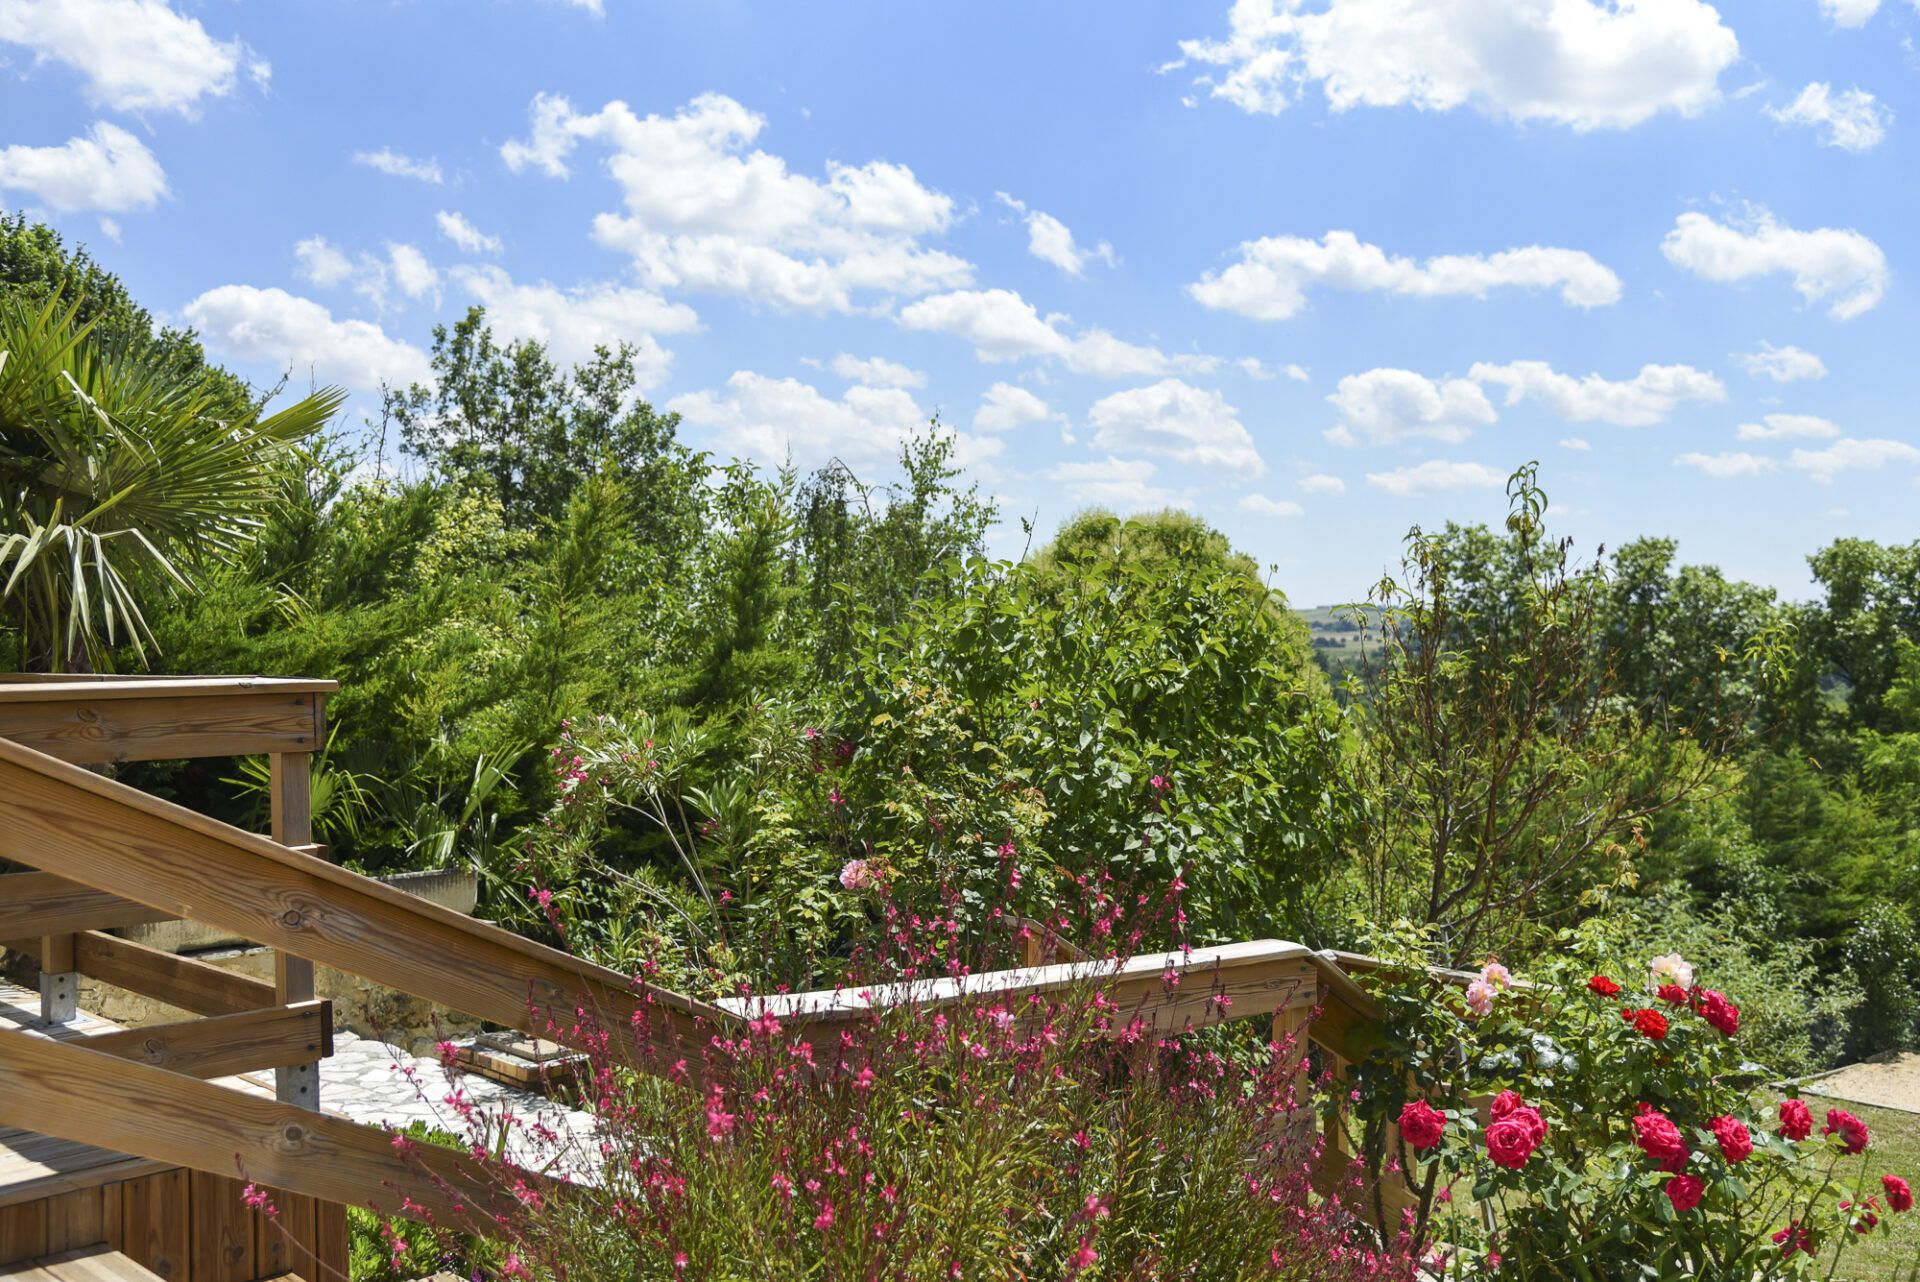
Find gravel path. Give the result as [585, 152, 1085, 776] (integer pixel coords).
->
[1800, 1051, 1920, 1114]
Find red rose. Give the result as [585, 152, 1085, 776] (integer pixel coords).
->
[1665, 1174, 1705, 1212]
[1778, 1099, 1813, 1141]
[1884, 1174, 1913, 1212]
[1490, 1090, 1524, 1120]
[1588, 975, 1622, 997]
[1825, 1108, 1870, 1155]
[1398, 1100, 1447, 1151]
[1773, 1221, 1813, 1256]
[1486, 1106, 1545, 1169]
[1710, 1115, 1752, 1164]
[1697, 988, 1739, 1037]
[1656, 983, 1690, 1006]
[1626, 1007, 1669, 1041]
[1634, 1105, 1689, 1172]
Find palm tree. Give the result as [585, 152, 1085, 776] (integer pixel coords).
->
[0, 290, 344, 671]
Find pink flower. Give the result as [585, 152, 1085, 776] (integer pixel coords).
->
[1696, 988, 1740, 1037]
[1825, 1107, 1870, 1155]
[1478, 961, 1513, 991]
[1665, 1174, 1704, 1212]
[1710, 1115, 1752, 1165]
[813, 1202, 835, 1232]
[839, 859, 873, 891]
[1398, 1100, 1447, 1151]
[1464, 979, 1495, 1019]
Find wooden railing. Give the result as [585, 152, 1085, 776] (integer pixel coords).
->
[0, 674, 1396, 1247]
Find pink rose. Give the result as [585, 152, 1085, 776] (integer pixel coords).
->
[1398, 1100, 1447, 1151]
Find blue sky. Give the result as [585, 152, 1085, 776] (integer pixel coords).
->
[2, 0, 1917, 605]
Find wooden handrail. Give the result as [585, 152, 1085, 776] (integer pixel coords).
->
[64, 1000, 332, 1079]
[71, 931, 277, 1018]
[0, 1030, 520, 1225]
[0, 735, 724, 1057]
[0, 873, 175, 937]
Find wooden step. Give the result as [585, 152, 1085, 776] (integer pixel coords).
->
[0, 1247, 165, 1281]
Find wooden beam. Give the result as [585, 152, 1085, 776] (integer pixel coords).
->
[0, 689, 327, 766]
[71, 932, 274, 1018]
[0, 1030, 514, 1227]
[72, 1001, 332, 1080]
[0, 874, 173, 938]
[0, 737, 721, 1064]
[269, 750, 318, 1111]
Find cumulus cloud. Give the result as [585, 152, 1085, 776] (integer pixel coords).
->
[1736, 413, 1839, 441]
[1325, 368, 1496, 445]
[668, 371, 963, 471]
[352, 148, 444, 184]
[1239, 493, 1304, 517]
[1559, 437, 1591, 451]
[437, 210, 504, 254]
[898, 288, 1216, 379]
[1789, 438, 1920, 482]
[1676, 451, 1779, 477]
[1087, 379, 1264, 474]
[502, 92, 971, 312]
[387, 244, 439, 302]
[1820, 0, 1879, 27]
[0, 122, 166, 213]
[995, 193, 1114, 276]
[1661, 206, 1888, 321]
[295, 237, 441, 311]
[449, 264, 698, 385]
[1190, 230, 1621, 320]
[1737, 342, 1826, 383]
[1166, 0, 1738, 130]
[0, 0, 266, 115]
[182, 285, 431, 392]
[973, 382, 1055, 433]
[1299, 472, 1347, 495]
[1365, 459, 1508, 495]
[822, 353, 925, 389]
[1767, 83, 1890, 152]
[1044, 457, 1183, 511]
[1469, 360, 1725, 426]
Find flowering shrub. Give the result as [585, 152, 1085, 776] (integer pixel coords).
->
[1355, 935, 1920, 1279]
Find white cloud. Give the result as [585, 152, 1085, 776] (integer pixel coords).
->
[449, 264, 698, 386]
[897, 287, 1215, 379]
[182, 285, 431, 392]
[352, 148, 444, 185]
[1469, 360, 1725, 426]
[996, 192, 1114, 276]
[1365, 459, 1508, 495]
[387, 244, 439, 302]
[1661, 206, 1888, 321]
[1736, 413, 1840, 441]
[1044, 457, 1183, 511]
[503, 92, 972, 312]
[1325, 368, 1496, 445]
[1167, 0, 1738, 130]
[1087, 379, 1264, 474]
[667, 370, 946, 470]
[824, 353, 925, 389]
[1299, 472, 1347, 495]
[437, 210, 504, 255]
[0, 122, 166, 213]
[1238, 357, 1311, 382]
[1767, 83, 1891, 152]
[293, 236, 358, 290]
[1559, 436, 1591, 451]
[0, 0, 265, 115]
[1190, 230, 1621, 320]
[1240, 493, 1304, 517]
[1676, 450, 1779, 477]
[1736, 342, 1826, 383]
[973, 382, 1055, 433]
[1789, 437, 1920, 482]
[1820, 0, 1879, 27]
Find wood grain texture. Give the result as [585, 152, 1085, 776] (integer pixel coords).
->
[0, 878, 173, 940]
[0, 1204, 47, 1267]
[186, 1175, 252, 1282]
[0, 694, 325, 767]
[69, 936, 273, 1020]
[72, 1003, 331, 1080]
[249, 1191, 310, 1281]
[0, 737, 718, 1057]
[40, 1192, 102, 1257]
[115, 1172, 186, 1282]
[0, 1032, 534, 1227]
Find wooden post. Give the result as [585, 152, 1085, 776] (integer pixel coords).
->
[39, 931, 77, 1023]
[1273, 998, 1315, 1128]
[270, 751, 319, 1109]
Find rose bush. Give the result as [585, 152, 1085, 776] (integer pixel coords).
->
[1353, 929, 1920, 1279]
